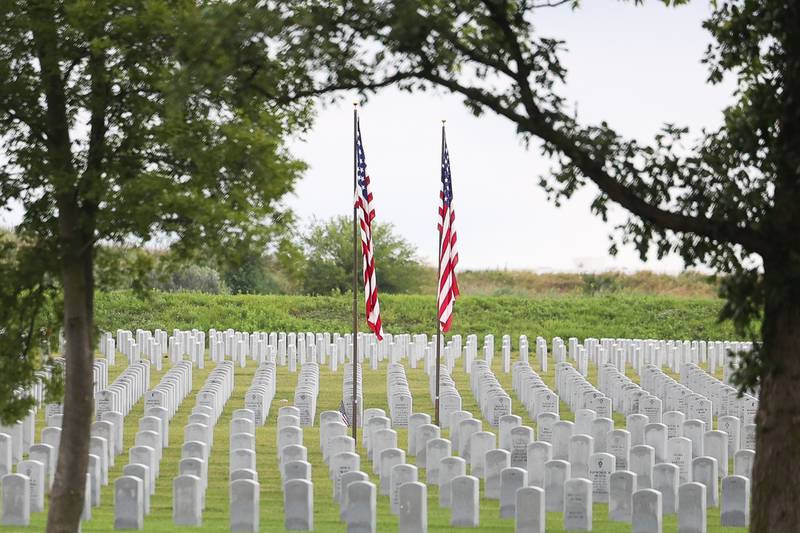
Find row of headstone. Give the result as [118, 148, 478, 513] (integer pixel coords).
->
[319, 410, 348, 465]
[0, 409, 36, 474]
[427, 365, 463, 429]
[271, 406, 312, 531]
[641, 364, 709, 425]
[682, 363, 758, 425]
[210, 329, 276, 366]
[513, 335, 552, 373]
[144, 360, 192, 424]
[18, 409, 118, 525]
[511, 361, 560, 421]
[99, 332, 116, 365]
[92, 358, 110, 393]
[169, 329, 206, 365]
[114, 367, 192, 528]
[117, 329, 167, 369]
[469, 360, 511, 426]
[114, 329, 135, 360]
[173, 363, 237, 527]
[111, 328, 203, 367]
[597, 361, 663, 419]
[560, 336, 751, 384]
[711, 340, 753, 386]
[225, 396, 269, 532]
[95, 360, 151, 420]
[342, 363, 363, 427]
[316, 413, 385, 533]
[294, 363, 319, 426]
[109, 330, 751, 374]
[245, 362, 275, 426]
[638, 363, 756, 452]
[386, 364, 411, 427]
[226, 406, 260, 532]
[115, 421, 163, 526]
[202, 329, 417, 371]
[556, 362, 613, 418]
[463, 334, 479, 373]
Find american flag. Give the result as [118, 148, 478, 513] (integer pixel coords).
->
[338, 399, 351, 427]
[355, 119, 384, 340]
[438, 127, 460, 332]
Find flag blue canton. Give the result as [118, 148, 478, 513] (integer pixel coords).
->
[441, 140, 453, 206]
[356, 123, 370, 197]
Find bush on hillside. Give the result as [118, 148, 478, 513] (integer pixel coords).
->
[223, 253, 288, 295]
[149, 265, 227, 294]
[301, 216, 426, 295]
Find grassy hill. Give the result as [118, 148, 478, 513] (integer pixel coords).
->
[96, 291, 742, 341]
[413, 269, 718, 299]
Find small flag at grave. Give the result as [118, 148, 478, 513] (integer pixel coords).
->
[437, 124, 460, 333]
[354, 118, 384, 340]
[338, 399, 351, 427]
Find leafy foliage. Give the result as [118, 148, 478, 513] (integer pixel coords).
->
[150, 265, 226, 294]
[0, 234, 62, 423]
[0, 0, 313, 423]
[1, 0, 310, 256]
[223, 253, 288, 295]
[301, 216, 425, 295]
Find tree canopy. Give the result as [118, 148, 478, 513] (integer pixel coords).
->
[278, 1, 799, 530]
[1, 1, 315, 530]
[302, 216, 425, 295]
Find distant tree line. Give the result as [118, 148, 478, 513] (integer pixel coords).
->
[82, 219, 719, 298]
[94, 216, 428, 296]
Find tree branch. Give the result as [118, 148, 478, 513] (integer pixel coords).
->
[419, 70, 764, 253]
[247, 71, 418, 104]
[1, 107, 46, 144]
[404, 1, 765, 254]
[31, 3, 76, 194]
[434, 20, 518, 79]
[531, 0, 574, 8]
[79, 46, 108, 211]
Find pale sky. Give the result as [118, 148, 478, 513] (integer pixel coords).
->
[1, 1, 733, 273]
[287, 0, 734, 273]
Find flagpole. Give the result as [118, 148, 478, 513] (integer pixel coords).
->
[435, 120, 446, 428]
[352, 104, 359, 442]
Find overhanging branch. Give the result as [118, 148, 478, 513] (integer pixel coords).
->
[419, 71, 764, 254]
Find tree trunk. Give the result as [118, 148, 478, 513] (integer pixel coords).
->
[46, 197, 95, 533]
[750, 278, 800, 532]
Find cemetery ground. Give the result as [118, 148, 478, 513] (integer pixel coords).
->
[5, 291, 746, 532]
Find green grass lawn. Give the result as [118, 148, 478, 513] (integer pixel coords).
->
[94, 291, 743, 342]
[5, 346, 745, 532]
[2, 291, 746, 531]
